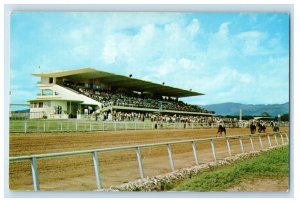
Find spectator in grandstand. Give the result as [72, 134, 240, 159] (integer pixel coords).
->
[60, 80, 213, 114]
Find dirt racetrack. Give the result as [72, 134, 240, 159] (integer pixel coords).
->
[9, 127, 289, 191]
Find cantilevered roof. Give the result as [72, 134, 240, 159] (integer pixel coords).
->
[33, 68, 204, 97]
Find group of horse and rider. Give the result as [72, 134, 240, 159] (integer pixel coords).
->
[216, 119, 280, 137]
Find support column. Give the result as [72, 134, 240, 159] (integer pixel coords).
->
[30, 157, 40, 191]
[267, 134, 272, 147]
[249, 135, 255, 151]
[210, 139, 217, 161]
[280, 132, 284, 145]
[192, 141, 199, 165]
[92, 151, 102, 189]
[274, 133, 278, 145]
[239, 137, 244, 153]
[226, 138, 231, 156]
[167, 144, 175, 171]
[136, 147, 145, 178]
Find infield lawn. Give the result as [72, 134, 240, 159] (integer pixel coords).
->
[172, 146, 289, 192]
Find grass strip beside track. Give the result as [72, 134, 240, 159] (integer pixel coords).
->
[172, 146, 289, 191]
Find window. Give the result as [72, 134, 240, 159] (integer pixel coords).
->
[42, 89, 53, 96]
[39, 102, 43, 108]
[49, 77, 53, 84]
[54, 105, 62, 114]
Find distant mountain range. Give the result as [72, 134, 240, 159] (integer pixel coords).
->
[202, 102, 289, 117]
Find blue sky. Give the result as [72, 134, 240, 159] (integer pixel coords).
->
[10, 12, 289, 108]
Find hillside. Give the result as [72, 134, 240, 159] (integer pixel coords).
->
[202, 102, 289, 116]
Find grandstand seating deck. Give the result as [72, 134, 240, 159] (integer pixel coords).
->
[59, 80, 211, 113]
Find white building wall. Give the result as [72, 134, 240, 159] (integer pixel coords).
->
[41, 77, 49, 84]
[29, 82, 101, 119]
[29, 107, 44, 119]
[48, 100, 68, 119]
[29, 100, 69, 119]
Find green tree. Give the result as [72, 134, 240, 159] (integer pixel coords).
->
[280, 113, 289, 121]
[260, 112, 271, 117]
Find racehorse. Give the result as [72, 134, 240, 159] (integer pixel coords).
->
[271, 121, 280, 132]
[250, 122, 256, 134]
[217, 125, 226, 137]
[257, 122, 266, 133]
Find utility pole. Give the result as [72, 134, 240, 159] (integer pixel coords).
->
[239, 109, 242, 121]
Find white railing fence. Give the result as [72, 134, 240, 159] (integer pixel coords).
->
[10, 120, 289, 133]
[9, 131, 289, 191]
[10, 120, 219, 133]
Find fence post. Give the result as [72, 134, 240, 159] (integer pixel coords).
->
[258, 134, 263, 149]
[143, 122, 146, 130]
[226, 138, 231, 157]
[285, 133, 289, 143]
[102, 122, 105, 131]
[76, 121, 78, 131]
[267, 134, 272, 147]
[114, 122, 117, 131]
[24, 122, 27, 133]
[249, 135, 255, 151]
[30, 157, 40, 191]
[125, 122, 127, 130]
[135, 122, 137, 130]
[90, 123, 92, 131]
[43, 122, 46, 132]
[167, 144, 175, 171]
[60, 122, 63, 131]
[210, 139, 217, 161]
[239, 137, 244, 153]
[135, 147, 145, 179]
[280, 132, 284, 145]
[274, 133, 278, 145]
[191, 141, 199, 165]
[92, 151, 102, 189]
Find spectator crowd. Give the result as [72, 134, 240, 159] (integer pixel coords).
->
[60, 80, 212, 113]
[97, 110, 213, 124]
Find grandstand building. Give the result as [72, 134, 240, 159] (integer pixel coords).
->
[28, 68, 213, 120]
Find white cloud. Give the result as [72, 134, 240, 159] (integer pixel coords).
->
[11, 13, 289, 106]
[99, 17, 287, 105]
[186, 18, 200, 38]
[179, 58, 193, 70]
[134, 24, 155, 45]
[100, 18, 201, 68]
[236, 31, 266, 55]
[207, 22, 233, 60]
[102, 38, 118, 64]
[219, 22, 231, 36]
[102, 13, 183, 33]
[71, 45, 91, 56]
[151, 58, 178, 77]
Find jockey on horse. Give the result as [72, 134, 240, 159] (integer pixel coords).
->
[271, 121, 280, 132]
[257, 120, 266, 133]
[250, 120, 256, 134]
[217, 119, 226, 137]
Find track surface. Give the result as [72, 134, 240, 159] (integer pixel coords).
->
[9, 127, 289, 191]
